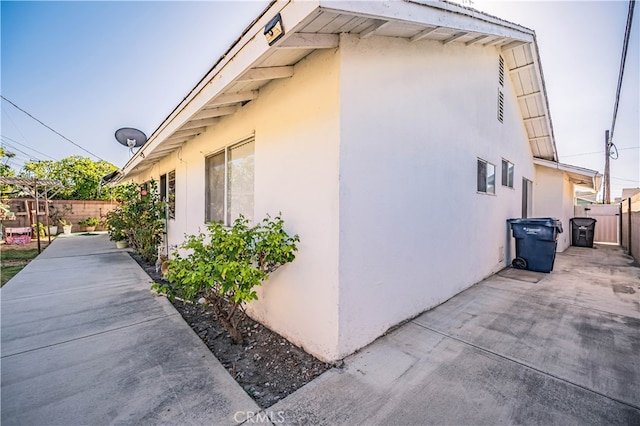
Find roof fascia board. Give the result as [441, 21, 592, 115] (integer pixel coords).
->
[533, 158, 600, 177]
[318, 0, 534, 42]
[123, 0, 321, 177]
[534, 158, 602, 193]
[527, 38, 559, 162]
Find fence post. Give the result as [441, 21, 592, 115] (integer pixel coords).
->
[627, 197, 633, 256]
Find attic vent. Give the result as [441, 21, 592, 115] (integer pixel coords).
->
[497, 89, 504, 123]
[498, 55, 505, 87]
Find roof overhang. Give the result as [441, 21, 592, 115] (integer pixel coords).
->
[119, 0, 559, 180]
[534, 158, 602, 193]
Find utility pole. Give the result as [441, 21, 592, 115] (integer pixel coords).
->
[604, 130, 611, 204]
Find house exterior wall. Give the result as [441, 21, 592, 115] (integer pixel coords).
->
[128, 48, 343, 361]
[335, 34, 535, 358]
[533, 165, 574, 251]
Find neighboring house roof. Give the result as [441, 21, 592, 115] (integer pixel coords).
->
[533, 158, 602, 192]
[621, 188, 640, 200]
[120, 0, 559, 179]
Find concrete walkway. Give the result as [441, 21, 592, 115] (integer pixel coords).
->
[3, 237, 639, 425]
[1, 234, 259, 425]
[273, 245, 640, 425]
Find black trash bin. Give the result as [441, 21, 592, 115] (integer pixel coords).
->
[507, 218, 563, 273]
[570, 217, 597, 248]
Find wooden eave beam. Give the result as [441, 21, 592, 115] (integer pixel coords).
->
[522, 115, 546, 122]
[238, 66, 294, 83]
[501, 40, 528, 51]
[360, 20, 391, 39]
[192, 105, 239, 121]
[466, 35, 489, 45]
[442, 32, 468, 45]
[206, 91, 258, 108]
[517, 91, 541, 101]
[510, 63, 536, 74]
[411, 26, 440, 42]
[179, 117, 219, 131]
[277, 33, 339, 49]
[484, 36, 505, 46]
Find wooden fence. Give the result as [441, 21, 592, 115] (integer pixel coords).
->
[621, 193, 640, 264]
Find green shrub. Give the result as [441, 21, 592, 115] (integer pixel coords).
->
[105, 181, 164, 262]
[156, 214, 299, 343]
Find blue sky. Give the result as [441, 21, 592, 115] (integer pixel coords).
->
[1, 0, 638, 199]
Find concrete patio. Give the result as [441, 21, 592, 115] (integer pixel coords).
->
[2, 235, 639, 425]
[272, 244, 640, 425]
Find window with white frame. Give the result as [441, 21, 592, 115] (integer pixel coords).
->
[477, 158, 496, 194]
[205, 137, 255, 224]
[160, 170, 176, 219]
[501, 159, 514, 188]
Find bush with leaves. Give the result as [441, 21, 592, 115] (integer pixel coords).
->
[105, 181, 164, 262]
[156, 214, 299, 343]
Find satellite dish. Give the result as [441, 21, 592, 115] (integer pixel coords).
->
[115, 128, 147, 148]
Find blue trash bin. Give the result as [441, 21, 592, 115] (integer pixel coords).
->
[507, 218, 563, 273]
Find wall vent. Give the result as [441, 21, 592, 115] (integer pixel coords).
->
[498, 55, 505, 87]
[497, 89, 504, 123]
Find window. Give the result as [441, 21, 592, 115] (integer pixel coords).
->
[477, 158, 495, 194]
[205, 138, 255, 224]
[160, 170, 176, 219]
[501, 159, 514, 188]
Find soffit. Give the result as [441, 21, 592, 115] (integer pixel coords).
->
[122, 1, 558, 178]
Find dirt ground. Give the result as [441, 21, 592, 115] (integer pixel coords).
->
[129, 252, 332, 408]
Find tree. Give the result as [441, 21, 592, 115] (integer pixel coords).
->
[0, 148, 17, 196]
[20, 156, 118, 200]
[0, 147, 16, 178]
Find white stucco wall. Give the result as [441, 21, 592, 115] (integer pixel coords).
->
[335, 34, 535, 357]
[533, 165, 575, 251]
[129, 48, 343, 361]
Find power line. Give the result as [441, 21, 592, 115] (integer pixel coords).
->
[563, 146, 638, 158]
[1, 135, 57, 160]
[0, 95, 106, 161]
[609, 0, 636, 142]
[0, 140, 43, 162]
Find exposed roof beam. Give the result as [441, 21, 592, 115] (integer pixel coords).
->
[484, 36, 505, 46]
[442, 32, 468, 45]
[206, 91, 258, 108]
[411, 26, 440, 42]
[277, 33, 339, 49]
[510, 63, 535, 73]
[179, 117, 219, 131]
[465, 34, 489, 46]
[360, 20, 391, 38]
[528, 135, 551, 141]
[523, 115, 546, 122]
[501, 40, 528, 51]
[169, 127, 206, 139]
[238, 66, 294, 83]
[517, 91, 541, 101]
[192, 105, 239, 121]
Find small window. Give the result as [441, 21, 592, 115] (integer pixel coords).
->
[477, 158, 496, 194]
[205, 138, 255, 225]
[501, 159, 514, 188]
[160, 171, 176, 219]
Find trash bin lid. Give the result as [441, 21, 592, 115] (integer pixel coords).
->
[570, 217, 597, 226]
[508, 217, 563, 233]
